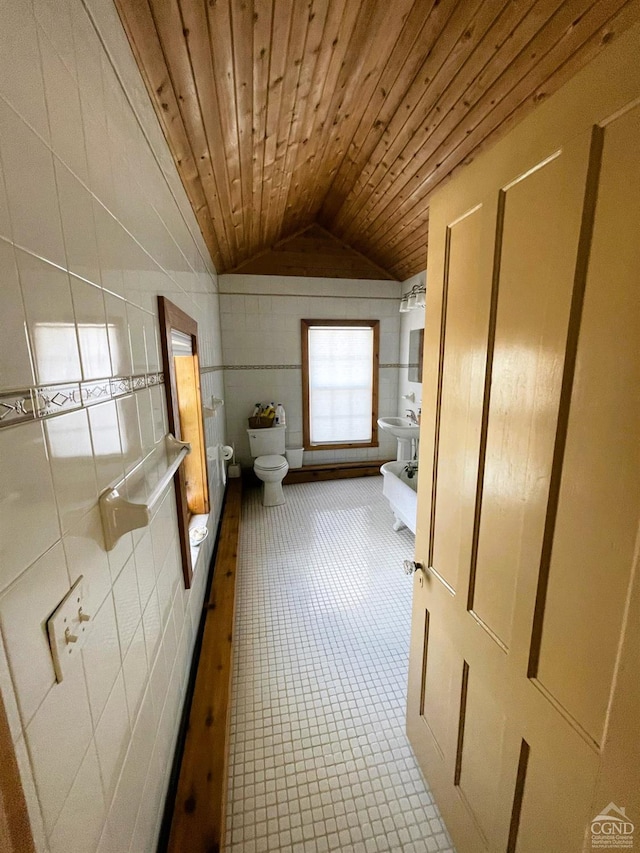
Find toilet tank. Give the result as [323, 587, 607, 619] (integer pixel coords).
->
[247, 425, 286, 457]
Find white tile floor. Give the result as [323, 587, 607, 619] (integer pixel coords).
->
[224, 477, 455, 853]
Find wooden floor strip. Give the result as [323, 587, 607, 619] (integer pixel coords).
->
[166, 478, 242, 853]
[283, 458, 393, 484]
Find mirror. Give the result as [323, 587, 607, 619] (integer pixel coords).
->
[408, 328, 424, 383]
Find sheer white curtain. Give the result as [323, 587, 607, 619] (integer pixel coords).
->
[307, 325, 374, 444]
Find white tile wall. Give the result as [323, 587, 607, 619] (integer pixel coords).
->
[219, 274, 402, 465]
[0, 240, 34, 389]
[0, 421, 61, 589]
[0, 1, 225, 851]
[0, 543, 70, 726]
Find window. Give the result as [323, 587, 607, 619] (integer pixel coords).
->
[158, 297, 209, 588]
[301, 320, 379, 450]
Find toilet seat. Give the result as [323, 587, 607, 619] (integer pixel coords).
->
[254, 454, 287, 471]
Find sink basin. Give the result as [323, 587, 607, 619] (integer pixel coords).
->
[377, 417, 420, 439]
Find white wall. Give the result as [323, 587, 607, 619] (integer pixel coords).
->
[219, 274, 402, 465]
[397, 272, 427, 418]
[0, 1, 224, 851]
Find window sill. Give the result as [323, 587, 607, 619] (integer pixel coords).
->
[303, 440, 379, 452]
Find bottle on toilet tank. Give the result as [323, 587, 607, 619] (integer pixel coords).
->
[275, 403, 286, 426]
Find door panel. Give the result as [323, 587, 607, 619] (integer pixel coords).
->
[407, 27, 640, 853]
[471, 146, 589, 650]
[432, 206, 492, 594]
[420, 606, 460, 759]
[515, 732, 599, 853]
[457, 666, 507, 845]
[586, 101, 640, 826]
[534, 103, 640, 748]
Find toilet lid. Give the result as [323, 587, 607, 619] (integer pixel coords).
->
[255, 454, 287, 470]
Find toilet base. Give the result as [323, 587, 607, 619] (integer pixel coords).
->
[262, 480, 285, 507]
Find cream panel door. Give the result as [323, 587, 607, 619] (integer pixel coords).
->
[407, 25, 640, 853]
[410, 132, 595, 853]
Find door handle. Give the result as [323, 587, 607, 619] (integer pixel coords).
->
[403, 560, 424, 575]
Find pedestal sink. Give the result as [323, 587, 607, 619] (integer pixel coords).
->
[377, 417, 420, 461]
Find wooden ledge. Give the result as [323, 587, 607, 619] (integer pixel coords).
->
[241, 459, 393, 488]
[165, 478, 242, 853]
[283, 459, 392, 484]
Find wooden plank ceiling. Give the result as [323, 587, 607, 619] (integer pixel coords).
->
[115, 0, 640, 281]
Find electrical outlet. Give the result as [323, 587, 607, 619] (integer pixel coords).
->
[47, 576, 91, 683]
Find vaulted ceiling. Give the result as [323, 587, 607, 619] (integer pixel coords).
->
[115, 0, 640, 280]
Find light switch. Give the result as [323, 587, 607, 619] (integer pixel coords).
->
[47, 576, 91, 683]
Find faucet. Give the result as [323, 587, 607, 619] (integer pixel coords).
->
[405, 408, 418, 424]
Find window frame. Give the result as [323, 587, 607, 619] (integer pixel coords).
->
[301, 319, 380, 452]
[158, 296, 209, 589]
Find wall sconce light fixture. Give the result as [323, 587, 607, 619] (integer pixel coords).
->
[399, 276, 426, 313]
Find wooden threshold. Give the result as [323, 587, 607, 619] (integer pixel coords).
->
[165, 478, 242, 853]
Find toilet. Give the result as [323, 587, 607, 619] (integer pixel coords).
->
[246, 425, 289, 506]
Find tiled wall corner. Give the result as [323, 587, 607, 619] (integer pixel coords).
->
[0, 1, 225, 851]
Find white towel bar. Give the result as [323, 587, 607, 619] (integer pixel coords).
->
[99, 434, 191, 550]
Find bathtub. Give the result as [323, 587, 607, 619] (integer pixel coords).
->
[380, 461, 418, 534]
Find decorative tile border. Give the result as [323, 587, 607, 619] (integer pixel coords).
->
[35, 384, 83, 418]
[110, 376, 133, 398]
[222, 363, 407, 370]
[0, 372, 164, 430]
[223, 364, 302, 371]
[0, 391, 35, 427]
[81, 379, 112, 406]
[0, 361, 411, 428]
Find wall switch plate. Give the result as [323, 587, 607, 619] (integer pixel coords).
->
[47, 576, 91, 683]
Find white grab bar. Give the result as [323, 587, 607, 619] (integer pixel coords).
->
[99, 434, 191, 550]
